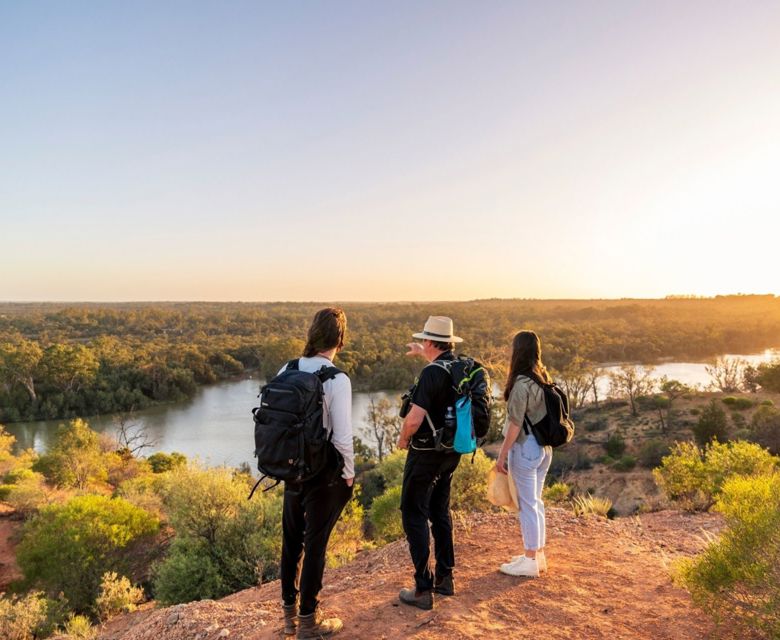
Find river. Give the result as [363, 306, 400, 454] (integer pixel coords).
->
[6, 349, 779, 468]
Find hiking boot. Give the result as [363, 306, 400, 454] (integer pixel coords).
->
[282, 603, 297, 635]
[500, 555, 540, 578]
[433, 575, 455, 596]
[399, 587, 434, 610]
[296, 609, 343, 639]
[512, 552, 547, 573]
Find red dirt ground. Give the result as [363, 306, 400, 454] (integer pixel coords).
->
[94, 507, 723, 640]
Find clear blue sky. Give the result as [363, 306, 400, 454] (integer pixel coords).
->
[2, 1, 779, 301]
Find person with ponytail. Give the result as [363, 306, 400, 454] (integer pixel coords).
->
[495, 330, 553, 578]
[278, 307, 354, 639]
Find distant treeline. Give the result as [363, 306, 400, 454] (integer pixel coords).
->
[1, 296, 779, 422]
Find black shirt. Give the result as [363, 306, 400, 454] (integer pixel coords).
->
[410, 351, 458, 448]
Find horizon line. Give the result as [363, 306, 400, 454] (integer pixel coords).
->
[1, 293, 778, 305]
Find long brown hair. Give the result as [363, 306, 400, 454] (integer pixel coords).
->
[503, 330, 552, 401]
[303, 307, 347, 357]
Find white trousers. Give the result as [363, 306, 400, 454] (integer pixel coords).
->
[509, 434, 553, 551]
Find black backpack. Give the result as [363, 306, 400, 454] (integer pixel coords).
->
[433, 356, 493, 440]
[400, 355, 492, 451]
[251, 359, 345, 488]
[522, 376, 575, 448]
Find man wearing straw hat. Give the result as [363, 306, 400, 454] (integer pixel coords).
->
[396, 316, 464, 610]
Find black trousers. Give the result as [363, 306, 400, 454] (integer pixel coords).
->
[281, 473, 353, 615]
[400, 448, 461, 591]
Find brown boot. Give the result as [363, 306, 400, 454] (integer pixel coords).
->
[399, 587, 434, 610]
[282, 603, 297, 636]
[296, 609, 343, 639]
[433, 575, 455, 596]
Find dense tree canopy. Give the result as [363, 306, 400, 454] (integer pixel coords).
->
[1, 296, 779, 422]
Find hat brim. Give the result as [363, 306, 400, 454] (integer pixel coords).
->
[412, 331, 463, 343]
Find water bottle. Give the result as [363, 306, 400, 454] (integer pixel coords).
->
[444, 406, 456, 431]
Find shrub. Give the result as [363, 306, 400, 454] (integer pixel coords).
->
[95, 571, 145, 621]
[16, 494, 160, 613]
[760, 399, 775, 407]
[115, 474, 165, 516]
[604, 433, 626, 458]
[4, 471, 51, 518]
[572, 493, 613, 518]
[749, 405, 780, 455]
[693, 400, 729, 446]
[675, 473, 780, 638]
[722, 396, 754, 410]
[638, 438, 671, 468]
[356, 468, 385, 508]
[0, 591, 49, 640]
[152, 464, 283, 605]
[451, 449, 494, 512]
[326, 493, 365, 568]
[63, 614, 97, 640]
[374, 449, 407, 488]
[146, 451, 187, 474]
[549, 447, 592, 476]
[543, 481, 571, 503]
[584, 418, 608, 432]
[755, 361, 780, 393]
[369, 485, 403, 543]
[612, 455, 637, 471]
[654, 440, 780, 511]
[32, 419, 108, 490]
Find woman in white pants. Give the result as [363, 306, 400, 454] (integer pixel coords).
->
[495, 330, 553, 578]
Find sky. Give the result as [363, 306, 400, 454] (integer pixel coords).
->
[1, 1, 779, 302]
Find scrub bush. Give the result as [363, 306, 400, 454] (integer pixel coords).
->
[95, 571, 145, 621]
[327, 492, 366, 568]
[638, 438, 671, 468]
[152, 463, 283, 605]
[16, 495, 160, 613]
[675, 473, 780, 638]
[543, 481, 571, 503]
[451, 449, 494, 512]
[369, 485, 403, 544]
[749, 405, 780, 455]
[721, 396, 754, 410]
[693, 400, 728, 446]
[654, 440, 779, 511]
[604, 433, 626, 458]
[0, 591, 49, 640]
[612, 454, 637, 471]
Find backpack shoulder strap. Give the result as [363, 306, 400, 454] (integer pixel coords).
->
[316, 365, 344, 383]
[285, 359, 300, 371]
[427, 360, 453, 374]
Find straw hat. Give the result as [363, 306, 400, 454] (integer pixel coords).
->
[412, 316, 463, 343]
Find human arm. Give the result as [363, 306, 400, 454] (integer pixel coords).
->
[496, 380, 529, 474]
[396, 403, 426, 450]
[327, 374, 355, 483]
[496, 420, 522, 474]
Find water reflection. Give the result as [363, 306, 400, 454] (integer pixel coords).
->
[6, 350, 778, 467]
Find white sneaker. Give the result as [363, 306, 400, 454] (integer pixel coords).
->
[512, 552, 547, 573]
[500, 555, 540, 577]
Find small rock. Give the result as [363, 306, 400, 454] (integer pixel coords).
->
[218, 629, 230, 637]
[165, 612, 180, 626]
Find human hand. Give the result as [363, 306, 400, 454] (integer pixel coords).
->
[405, 342, 424, 357]
[345, 477, 354, 487]
[495, 456, 508, 475]
[397, 435, 409, 450]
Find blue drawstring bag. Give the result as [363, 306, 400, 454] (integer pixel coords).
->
[454, 396, 477, 454]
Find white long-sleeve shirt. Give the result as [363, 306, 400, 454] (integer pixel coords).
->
[278, 356, 355, 480]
